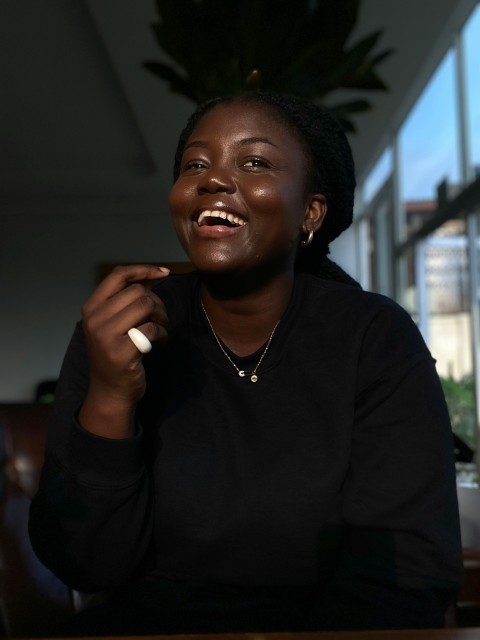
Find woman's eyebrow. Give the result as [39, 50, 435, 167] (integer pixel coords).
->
[184, 140, 208, 151]
[184, 136, 278, 152]
[239, 136, 278, 148]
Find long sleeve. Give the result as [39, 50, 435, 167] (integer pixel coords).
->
[29, 323, 155, 593]
[28, 276, 464, 630]
[312, 300, 463, 629]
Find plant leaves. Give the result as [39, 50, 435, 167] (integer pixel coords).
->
[142, 0, 394, 130]
[142, 61, 196, 101]
[331, 99, 372, 114]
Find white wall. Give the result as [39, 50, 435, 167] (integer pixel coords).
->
[0, 1, 191, 401]
[1, 206, 184, 401]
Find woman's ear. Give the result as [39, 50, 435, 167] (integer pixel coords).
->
[303, 194, 327, 233]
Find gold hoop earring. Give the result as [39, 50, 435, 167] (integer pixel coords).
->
[301, 229, 314, 248]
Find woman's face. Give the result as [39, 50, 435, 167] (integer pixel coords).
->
[169, 101, 325, 276]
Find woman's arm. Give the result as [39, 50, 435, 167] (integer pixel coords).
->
[28, 323, 154, 592]
[315, 301, 463, 629]
[29, 265, 169, 592]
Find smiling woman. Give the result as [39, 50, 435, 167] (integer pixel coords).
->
[169, 100, 327, 294]
[29, 93, 462, 635]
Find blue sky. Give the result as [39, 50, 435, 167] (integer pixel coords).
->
[465, 4, 480, 175]
[400, 50, 459, 202]
[364, 4, 480, 204]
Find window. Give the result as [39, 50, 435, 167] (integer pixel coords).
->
[464, 4, 480, 177]
[423, 220, 475, 450]
[399, 50, 461, 239]
[363, 147, 393, 205]
[354, 4, 480, 461]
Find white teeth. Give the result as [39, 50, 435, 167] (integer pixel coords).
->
[197, 210, 246, 226]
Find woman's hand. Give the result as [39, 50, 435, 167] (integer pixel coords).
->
[78, 264, 169, 439]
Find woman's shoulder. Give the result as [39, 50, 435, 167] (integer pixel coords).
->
[299, 273, 427, 352]
[295, 275, 432, 389]
[300, 272, 404, 314]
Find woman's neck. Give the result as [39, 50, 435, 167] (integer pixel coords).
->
[200, 271, 294, 357]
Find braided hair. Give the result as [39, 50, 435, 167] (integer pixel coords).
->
[173, 92, 360, 288]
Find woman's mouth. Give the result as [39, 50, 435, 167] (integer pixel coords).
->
[197, 210, 247, 228]
[194, 210, 247, 238]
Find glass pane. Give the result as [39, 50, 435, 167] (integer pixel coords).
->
[367, 217, 376, 292]
[371, 181, 394, 297]
[397, 246, 417, 319]
[399, 50, 461, 240]
[464, 4, 480, 176]
[424, 219, 476, 451]
[363, 147, 393, 205]
[473, 210, 480, 464]
[361, 179, 394, 295]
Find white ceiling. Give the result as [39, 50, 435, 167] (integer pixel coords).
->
[0, 0, 477, 210]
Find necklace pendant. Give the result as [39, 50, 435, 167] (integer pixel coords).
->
[239, 370, 257, 381]
[201, 300, 279, 385]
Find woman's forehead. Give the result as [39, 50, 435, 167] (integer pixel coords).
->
[187, 100, 303, 148]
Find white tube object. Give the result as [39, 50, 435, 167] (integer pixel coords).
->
[127, 328, 152, 354]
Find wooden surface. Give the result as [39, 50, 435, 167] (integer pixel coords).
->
[33, 629, 480, 640]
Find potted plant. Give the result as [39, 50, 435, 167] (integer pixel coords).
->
[143, 0, 392, 132]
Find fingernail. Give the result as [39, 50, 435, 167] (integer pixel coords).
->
[158, 266, 170, 274]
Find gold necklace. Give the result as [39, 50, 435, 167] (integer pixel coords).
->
[201, 301, 280, 383]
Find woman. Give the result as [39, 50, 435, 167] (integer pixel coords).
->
[29, 93, 462, 634]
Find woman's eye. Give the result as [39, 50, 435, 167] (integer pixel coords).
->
[243, 158, 270, 169]
[183, 160, 207, 171]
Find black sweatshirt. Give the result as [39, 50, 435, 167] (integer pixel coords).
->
[29, 272, 463, 633]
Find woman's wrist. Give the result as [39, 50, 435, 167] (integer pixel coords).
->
[78, 387, 137, 439]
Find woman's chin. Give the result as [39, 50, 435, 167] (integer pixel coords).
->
[188, 251, 243, 275]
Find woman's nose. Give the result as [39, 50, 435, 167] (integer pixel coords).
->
[197, 167, 235, 194]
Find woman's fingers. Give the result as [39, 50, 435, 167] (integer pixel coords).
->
[80, 264, 171, 406]
[84, 288, 168, 346]
[82, 264, 169, 341]
[84, 264, 170, 312]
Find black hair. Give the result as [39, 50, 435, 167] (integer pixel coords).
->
[173, 92, 360, 288]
